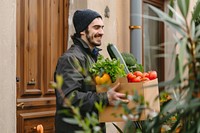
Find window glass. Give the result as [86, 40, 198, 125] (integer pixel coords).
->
[143, 3, 163, 81]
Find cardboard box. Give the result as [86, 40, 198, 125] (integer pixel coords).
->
[96, 77, 160, 122]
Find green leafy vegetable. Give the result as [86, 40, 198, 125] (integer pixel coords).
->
[121, 52, 144, 72]
[89, 55, 126, 82]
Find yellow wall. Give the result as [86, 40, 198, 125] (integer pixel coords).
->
[68, 0, 130, 59]
[116, 0, 130, 53]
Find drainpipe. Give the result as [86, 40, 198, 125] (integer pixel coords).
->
[130, 0, 142, 64]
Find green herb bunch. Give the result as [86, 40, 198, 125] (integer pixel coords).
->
[89, 55, 126, 82]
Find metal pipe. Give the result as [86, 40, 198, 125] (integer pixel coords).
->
[130, 0, 142, 64]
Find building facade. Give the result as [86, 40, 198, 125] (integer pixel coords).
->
[0, 0, 198, 132]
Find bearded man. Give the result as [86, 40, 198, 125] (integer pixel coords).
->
[54, 9, 128, 133]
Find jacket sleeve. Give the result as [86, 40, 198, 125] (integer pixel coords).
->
[54, 54, 109, 114]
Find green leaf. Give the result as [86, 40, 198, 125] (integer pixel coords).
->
[148, 5, 186, 36]
[56, 74, 64, 89]
[198, 118, 200, 133]
[62, 118, 78, 125]
[195, 24, 200, 37]
[192, 1, 200, 21]
[50, 81, 57, 89]
[174, 55, 181, 86]
[167, 5, 185, 25]
[177, 0, 190, 18]
[190, 21, 195, 40]
[169, 0, 174, 17]
[195, 43, 200, 54]
[94, 101, 104, 112]
[178, 38, 187, 82]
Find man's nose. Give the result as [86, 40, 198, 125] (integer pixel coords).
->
[99, 28, 104, 35]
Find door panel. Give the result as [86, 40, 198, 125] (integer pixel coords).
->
[18, 110, 55, 133]
[17, 0, 63, 97]
[16, 0, 69, 132]
[25, 0, 42, 95]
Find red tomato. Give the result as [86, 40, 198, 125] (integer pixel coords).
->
[127, 73, 133, 79]
[141, 77, 150, 81]
[142, 72, 149, 78]
[148, 71, 157, 80]
[133, 71, 143, 77]
[132, 76, 141, 82]
[127, 73, 136, 82]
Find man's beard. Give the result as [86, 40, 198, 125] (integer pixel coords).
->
[85, 30, 101, 47]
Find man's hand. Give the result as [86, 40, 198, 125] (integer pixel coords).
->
[107, 83, 129, 106]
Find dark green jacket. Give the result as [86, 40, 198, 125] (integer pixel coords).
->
[54, 37, 108, 133]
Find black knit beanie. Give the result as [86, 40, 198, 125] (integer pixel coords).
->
[73, 9, 102, 33]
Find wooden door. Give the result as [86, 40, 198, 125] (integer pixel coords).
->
[16, 0, 69, 132]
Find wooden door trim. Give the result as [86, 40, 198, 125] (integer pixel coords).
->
[63, 0, 69, 50]
[17, 97, 56, 109]
[19, 110, 55, 119]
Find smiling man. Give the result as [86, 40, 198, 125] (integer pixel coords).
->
[54, 9, 129, 133]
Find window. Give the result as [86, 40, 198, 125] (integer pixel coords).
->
[143, 0, 164, 82]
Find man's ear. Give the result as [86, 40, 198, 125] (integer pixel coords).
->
[80, 31, 85, 35]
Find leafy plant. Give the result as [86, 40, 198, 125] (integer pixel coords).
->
[193, 0, 200, 26]
[138, 0, 200, 132]
[51, 74, 105, 133]
[114, 0, 200, 132]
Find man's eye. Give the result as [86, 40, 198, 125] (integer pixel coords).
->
[93, 26, 100, 29]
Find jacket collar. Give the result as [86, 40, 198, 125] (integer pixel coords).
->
[72, 37, 102, 61]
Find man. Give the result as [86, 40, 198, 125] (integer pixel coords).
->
[54, 9, 129, 133]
